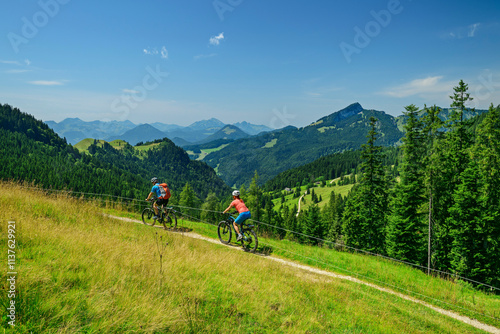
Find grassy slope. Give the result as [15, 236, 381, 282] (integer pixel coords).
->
[186, 144, 231, 161]
[1, 183, 499, 333]
[272, 179, 354, 211]
[74, 139, 129, 153]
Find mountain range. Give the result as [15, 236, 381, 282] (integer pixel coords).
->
[1, 103, 230, 199]
[202, 103, 405, 187]
[46, 103, 488, 188]
[46, 118, 273, 145]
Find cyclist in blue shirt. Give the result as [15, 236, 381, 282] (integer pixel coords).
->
[145, 177, 169, 220]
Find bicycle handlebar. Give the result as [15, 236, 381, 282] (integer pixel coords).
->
[223, 211, 238, 216]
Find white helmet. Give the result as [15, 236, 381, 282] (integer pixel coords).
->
[232, 190, 240, 197]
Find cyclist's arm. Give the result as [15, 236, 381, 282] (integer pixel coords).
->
[223, 202, 234, 214]
[145, 191, 155, 201]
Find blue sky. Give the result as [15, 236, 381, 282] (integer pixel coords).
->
[1, 0, 499, 128]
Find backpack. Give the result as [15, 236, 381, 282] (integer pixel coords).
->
[158, 183, 171, 200]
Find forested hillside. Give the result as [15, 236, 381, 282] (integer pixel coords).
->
[243, 83, 500, 289]
[272, 84, 500, 288]
[204, 103, 404, 187]
[0, 104, 144, 198]
[86, 139, 231, 200]
[264, 147, 399, 192]
[0, 104, 230, 200]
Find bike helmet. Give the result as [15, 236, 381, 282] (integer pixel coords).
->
[151, 177, 158, 184]
[232, 190, 240, 197]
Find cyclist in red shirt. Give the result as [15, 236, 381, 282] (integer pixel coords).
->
[223, 190, 251, 241]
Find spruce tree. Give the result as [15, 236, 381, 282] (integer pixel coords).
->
[448, 161, 488, 283]
[343, 117, 388, 254]
[179, 183, 200, 219]
[386, 105, 427, 265]
[471, 104, 500, 286]
[304, 205, 322, 245]
[433, 81, 475, 272]
[247, 171, 263, 222]
[421, 104, 443, 272]
[201, 192, 220, 225]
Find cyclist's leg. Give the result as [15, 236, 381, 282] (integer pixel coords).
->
[153, 200, 160, 216]
[233, 211, 251, 236]
[158, 199, 167, 216]
[162, 198, 169, 214]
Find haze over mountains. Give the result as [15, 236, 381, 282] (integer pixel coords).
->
[46, 118, 273, 146]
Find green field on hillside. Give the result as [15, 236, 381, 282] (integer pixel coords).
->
[74, 138, 164, 159]
[74, 138, 130, 153]
[272, 178, 355, 212]
[186, 144, 230, 161]
[1, 182, 498, 333]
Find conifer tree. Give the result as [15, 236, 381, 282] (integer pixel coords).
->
[326, 191, 343, 245]
[179, 183, 200, 219]
[201, 192, 220, 225]
[343, 117, 388, 254]
[448, 160, 488, 283]
[470, 104, 500, 286]
[284, 204, 299, 241]
[421, 104, 443, 272]
[386, 105, 427, 265]
[304, 205, 322, 245]
[247, 171, 263, 222]
[432, 80, 475, 272]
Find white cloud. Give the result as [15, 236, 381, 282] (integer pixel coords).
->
[122, 88, 140, 94]
[6, 69, 31, 74]
[0, 60, 22, 65]
[442, 23, 481, 39]
[143, 48, 157, 56]
[25, 59, 31, 66]
[28, 80, 64, 86]
[144, 46, 168, 59]
[160, 46, 168, 59]
[209, 32, 224, 46]
[381, 76, 455, 98]
[468, 23, 480, 37]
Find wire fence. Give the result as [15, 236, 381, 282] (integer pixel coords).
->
[21, 184, 500, 293]
[12, 183, 500, 323]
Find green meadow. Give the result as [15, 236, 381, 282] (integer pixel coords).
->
[1, 183, 499, 333]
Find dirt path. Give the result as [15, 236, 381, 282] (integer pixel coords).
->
[296, 191, 307, 217]
[108, 214, 500, 334]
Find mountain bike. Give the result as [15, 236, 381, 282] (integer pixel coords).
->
[218, 212, 258, 252]
[142, 199, 177, 230]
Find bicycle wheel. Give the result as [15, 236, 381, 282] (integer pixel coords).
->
[241, 229, 258, 253]
[141, 208, 156, 226]
[163, 211, 178, 230]
[217, 221, 232, 244]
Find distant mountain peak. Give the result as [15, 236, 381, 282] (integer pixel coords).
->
[339, 102, 364, 118]
[309, 103, 365, 128]
[187, 118, 225, 131]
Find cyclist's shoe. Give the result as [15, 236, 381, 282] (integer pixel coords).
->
[237, 234, 243, 241]
[153, 216, 159, 220]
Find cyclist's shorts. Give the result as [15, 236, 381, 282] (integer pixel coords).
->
[155, 198, 169, 206]
[234, 211, 251, 225]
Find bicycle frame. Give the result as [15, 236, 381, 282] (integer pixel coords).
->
[143, 198, 177, 230]
[217, 212, 258, 252]
[228, 215, 254, 233]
